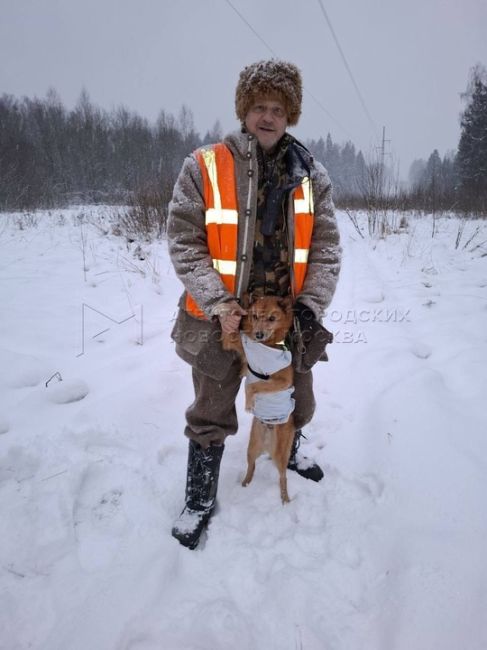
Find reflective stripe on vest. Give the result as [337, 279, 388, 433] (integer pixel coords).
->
[185, 144, 239, 319]
[292, 176, 314, 295]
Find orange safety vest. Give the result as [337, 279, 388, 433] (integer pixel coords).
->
[185, 143, 314, 319]
[292, 176, 315, 296]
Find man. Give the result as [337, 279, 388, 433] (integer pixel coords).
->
[167, 60, 341, 549]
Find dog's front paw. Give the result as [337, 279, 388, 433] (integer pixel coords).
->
[245, 386, 255, 412]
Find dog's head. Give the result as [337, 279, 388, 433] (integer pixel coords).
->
[242, 295, 293, 346]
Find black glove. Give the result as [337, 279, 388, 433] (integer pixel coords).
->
[293, 301, 317, 329]
[292, 301, 333, 366]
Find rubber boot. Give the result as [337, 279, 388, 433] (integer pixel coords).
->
[172, 439, 224, 549]
[287, 430, 324, 482]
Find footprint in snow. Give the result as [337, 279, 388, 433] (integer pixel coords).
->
[411, 342, 432, 359]
[0, 446, 40, 484]
[329, 466, 385, 505]
[93, 488, 123, 521]
[73, 463, 130, 571]
[355, 473, 385, 501]
[362, 289, 385, 304]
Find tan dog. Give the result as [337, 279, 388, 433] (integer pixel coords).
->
[222, 295, 295, 503]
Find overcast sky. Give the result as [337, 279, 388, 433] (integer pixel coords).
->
[1, 0, 486, 178]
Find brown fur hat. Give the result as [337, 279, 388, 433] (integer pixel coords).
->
[235, 59, 303, 126]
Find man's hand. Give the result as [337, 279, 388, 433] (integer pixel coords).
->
[214, 300, 247, 334]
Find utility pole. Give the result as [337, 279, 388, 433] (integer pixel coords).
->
[378, 126, 391, 197]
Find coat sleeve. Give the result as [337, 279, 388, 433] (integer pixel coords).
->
[297, 161, 342, 319]
[167, 154, 235, 317]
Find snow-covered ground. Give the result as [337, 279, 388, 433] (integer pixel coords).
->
[1, 207, 486, 650]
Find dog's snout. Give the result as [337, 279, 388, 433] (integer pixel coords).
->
[255, 331, 265, 341]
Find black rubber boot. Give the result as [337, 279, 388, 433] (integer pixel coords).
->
[172, 440, 224, 550]
[287, 430, 324, 482]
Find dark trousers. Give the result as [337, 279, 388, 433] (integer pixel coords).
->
[184, 358, 315, 447]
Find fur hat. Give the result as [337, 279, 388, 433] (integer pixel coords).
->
[235, 59, 303, 126]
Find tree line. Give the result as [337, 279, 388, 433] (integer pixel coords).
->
[0, 65, 485, 215]
[405, 64, 486, 215]
[0, 88, 215, 212]
[320, 64, 486, 215]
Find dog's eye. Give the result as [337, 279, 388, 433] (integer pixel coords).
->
[268, 315, 276, 322]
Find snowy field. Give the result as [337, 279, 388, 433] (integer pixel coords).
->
[1, 207, 486, 650]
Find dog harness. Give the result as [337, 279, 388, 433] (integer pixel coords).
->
[241, 333, 295, 425]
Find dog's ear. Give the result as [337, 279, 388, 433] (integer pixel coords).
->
[277, 295, 293, 313]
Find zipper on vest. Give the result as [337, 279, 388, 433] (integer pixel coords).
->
[236, 135, 254, 300]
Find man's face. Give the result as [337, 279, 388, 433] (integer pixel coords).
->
[244, 98, 288, 152]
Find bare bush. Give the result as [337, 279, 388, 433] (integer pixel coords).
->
[355, 153, 408, 238]
[455, 219, 486, 251]
[344, 209, 365, 239]
[114, 182, 170, 241]
[14, 212, 39, 230]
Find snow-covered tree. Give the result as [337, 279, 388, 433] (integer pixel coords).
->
[457, 64, 487, 211]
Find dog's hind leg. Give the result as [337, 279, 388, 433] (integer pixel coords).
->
[279, 475, 290, 504]
[242, 417, 263, 487]
[274, 419, 295, 504]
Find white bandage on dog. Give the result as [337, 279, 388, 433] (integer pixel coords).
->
[241, 333, 295, 425]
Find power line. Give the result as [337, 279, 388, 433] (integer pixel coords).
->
[224, 0, 277, 57]
[302, 87, 354, 141]
[223, 0, 355, 140]
[316, 0, 377, 132]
